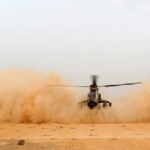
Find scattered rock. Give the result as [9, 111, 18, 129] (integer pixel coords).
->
[127, 128, 132, 131]
[89, 134, 93, 136]
[90, 128, 94, 131]
[17, 139, 25, 145]
[111, 138, 117, 141]
[71, 138, 76, 140]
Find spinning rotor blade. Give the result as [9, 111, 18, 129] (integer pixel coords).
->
[48, 85, 89, 88]
[99, 82, 142, 87]
[91, 75, 98, 85]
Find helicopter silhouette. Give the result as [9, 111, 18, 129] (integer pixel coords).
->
[49, 75, 142, 109]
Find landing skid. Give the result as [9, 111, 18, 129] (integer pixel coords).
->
[78, 99, 112, 109]
[98, 99, 112, 108]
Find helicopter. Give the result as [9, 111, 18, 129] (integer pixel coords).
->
[49, 75, 142, 109]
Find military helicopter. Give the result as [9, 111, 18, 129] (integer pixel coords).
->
[49, 75, 142, 109]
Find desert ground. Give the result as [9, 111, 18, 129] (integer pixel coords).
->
[0, 123, 150, 150]
[0, 70, 150, 149]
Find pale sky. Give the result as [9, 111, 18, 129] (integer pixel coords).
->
[0, 0, 150, 98]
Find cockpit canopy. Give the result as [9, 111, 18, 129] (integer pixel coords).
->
[90, 85, 97, 92]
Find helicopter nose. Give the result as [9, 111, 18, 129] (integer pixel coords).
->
[88, 101, 97, 109]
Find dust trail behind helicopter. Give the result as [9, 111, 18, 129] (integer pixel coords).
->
[0, 69, 149, 123]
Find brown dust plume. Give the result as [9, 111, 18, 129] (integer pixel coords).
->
[0, 69, 149, 123]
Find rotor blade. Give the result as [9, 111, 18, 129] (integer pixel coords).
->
[48, 85, 89, 88]
[99, 82, 142, 87]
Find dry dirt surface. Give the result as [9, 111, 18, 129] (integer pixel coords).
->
[0, 123, 150, 150]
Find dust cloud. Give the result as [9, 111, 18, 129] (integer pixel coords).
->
[0, 69, 149, 123]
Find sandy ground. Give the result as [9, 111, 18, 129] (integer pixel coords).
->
[0, 123, 150, 150]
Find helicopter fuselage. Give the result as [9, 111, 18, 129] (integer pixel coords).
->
[87, 85, 100, 109]
[87, 85, 111, 109]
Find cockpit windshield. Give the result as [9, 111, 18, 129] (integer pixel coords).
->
[88, 92, 96, 99]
